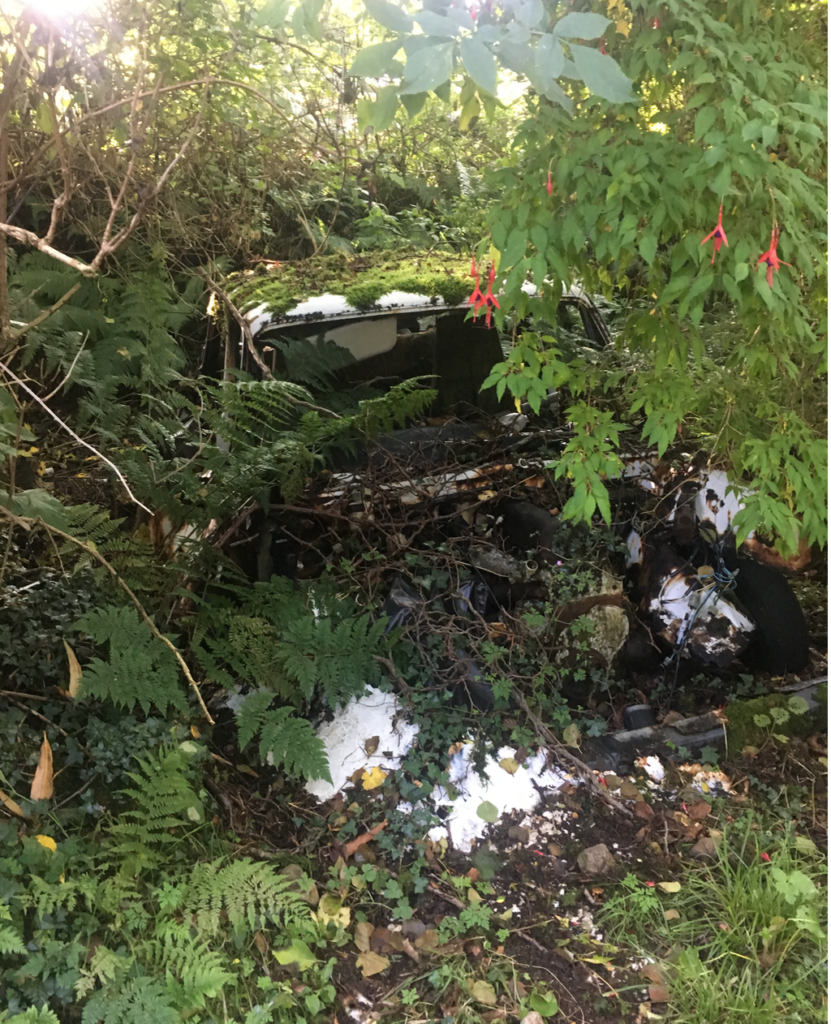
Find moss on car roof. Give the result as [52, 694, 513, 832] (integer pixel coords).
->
[225, 251, 473, 321]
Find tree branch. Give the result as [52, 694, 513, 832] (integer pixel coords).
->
[0, 507, 213, 724]
[11, 281, 82, 340]
[0, 358, 152, 514]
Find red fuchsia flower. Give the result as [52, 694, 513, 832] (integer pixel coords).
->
[652, 18, 659, 28]
[467, 259, 487, 319]
[483, 263, 500, 327]
[546, 170, 553, 195]
[644, 881, 656, 887]
[599, 38, 607, 54]
[701, 204, 729, 264]
[760, 851, 771, 862]
[756, 227, 791, 288]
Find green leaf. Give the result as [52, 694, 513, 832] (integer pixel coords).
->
[400, 42, 454, 95]
[35, 102, 53, 135]
[0, 488, 70, 530]
[350, 39, 402, 78]
[694, 106, 717, 140]
[460, 36, 497, 96]
[477, 800, 499, 822]
[255, 0, 291, 28]
[551, 12, 610, 39]
[399, 91, 427, 118]
[516, 0, 544, 29]
[639, 233, 658, 266]
[734, 261, 749, 282]
[363, 0, 413, 33]
[529, 990, 560, 1016]
[536, 33, 564, 82]
[710, 162, 732, 196]
[570, 44, 637, 103]
[274, 939, 318, 969]
[413, 11, 457, 37]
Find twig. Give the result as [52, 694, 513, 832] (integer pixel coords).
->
[373, 654, 412, 697]
[0, 508, 213, 723]
[42, 331, 89, 401]
[0, 358, 152, 514]
[13, 283, 83, 342]
[0, 223, 95, 275]
[512, 690, 633, 819]
[197, 270, 342, 419]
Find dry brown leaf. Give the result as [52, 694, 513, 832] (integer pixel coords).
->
[353, 921, 373, 953]
[466, 867, 480, 881]
[235, 764, 259, 777]
[253, 932, 268, 955]
[370, 926, 394, 953]
[414, 929, 440, 950]
[400, 937, 420, 962]
[634, 801, 655, 820]
[687, 801, 711, 820]
[355, 951, 389, 978]
[648, 985, 669, 1003]
[364, 735, 380, 756]
[664, 909, 681, 921]
[0, 789, 28, 819]
[30, 733, 54, 801]
[641, 964, 666, 986]
[342, 819, 387, 859]
[63, 639, 82, 698]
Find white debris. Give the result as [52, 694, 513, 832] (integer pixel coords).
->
[626, 528, 643, 567]
[694, 469, 750, 537]
[429, 745, 568, 853]
[303, 687, 419, 801]
[636, 756, 665, 783]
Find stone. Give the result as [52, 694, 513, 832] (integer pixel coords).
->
[508, 825, 531, 843]
[577, 843, 616, 875]
[520, 1013, 545, 1024]
[618, 781, 641, 800]
[689, 836, 719, 860]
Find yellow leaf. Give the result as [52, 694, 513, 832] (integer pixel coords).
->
[0, 789, 28, 819]
[664, 909, 680, 921]
[117, 347, 130, 356]
[30, 733, 54, 801]
[657, 881, 681, 893]
[364, 735, 380, 756]
[355, 951, 389, 978]
[615, 18, 630, 36]
[499, 757, 520, 775]
[59, 873, 65, 883]
[361, 766, 387, 790]
[63, 639, 82, 698]
[190, 725, 201, 738]
[488, 243, 501, 272]
[470, 980, 497, 1005]
[35, 834, 57, 852]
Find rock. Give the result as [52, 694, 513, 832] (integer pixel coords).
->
[618, 781, 641, 800]
[689, 836, 719, 860]
[508, 825, 531, 843]
[577, 843, 616, 875]
[520, 1013, 545, 1024]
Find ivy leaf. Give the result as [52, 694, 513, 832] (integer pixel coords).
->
[363, 0, 413, 33]
[400, 42, 454, 95]
[460, 36, 497, 96]
[570, 44, 637, 103]
[552, 11, 610, 39]
[413, 11, 457, 37]
[349, 39, 402, 78]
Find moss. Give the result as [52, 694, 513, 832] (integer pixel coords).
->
[725, 692, 817, 756]
[224, 252, 473, 321]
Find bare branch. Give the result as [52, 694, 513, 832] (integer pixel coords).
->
[198, 270, 342, 419]
[0, 223, 95, 275]
[0, 506, 213, 724]
[0, 358, 152, 514]
[11, 281, 82, 340]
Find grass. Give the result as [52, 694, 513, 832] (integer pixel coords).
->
[599, 813, 827, 1023]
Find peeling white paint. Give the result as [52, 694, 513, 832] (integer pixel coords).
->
[303, 687, 419, 802]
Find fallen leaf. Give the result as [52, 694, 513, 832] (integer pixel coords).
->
[468, 888, 483, 903]
[563, 723, 581, 749]
[361, 766, 387, 790]
[190, 725, 201, 738]
[499, 757, 520, 775]
[477, 800, 499, 823]
[0, 789, 28, 819]
[274, 938, 317, 969]
[35, 834, 57, 852]
[648, 985, 669, 1003]
[470, 980, 497, 1006]
[634, 801, 654, 820]
[657, 881, 681, 893]
[355, 951, 389, 978]
[687, 801, 711, 820]
[354, 921, 373, 953]
[236, 764, 259, 777]
[664, 909, 681, 921]
[364, 735, 380, 756]
[315, 894, 350, 928]
[63, 639, 82, 698]
[414, 928, 439, 950]
[741, 745, 760, 758]
[30, 733, 54, 801]
[342, 819, 387, 858]
[253, 931, 268, 955]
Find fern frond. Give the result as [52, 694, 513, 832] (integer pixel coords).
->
[184, 859, 308, 934]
